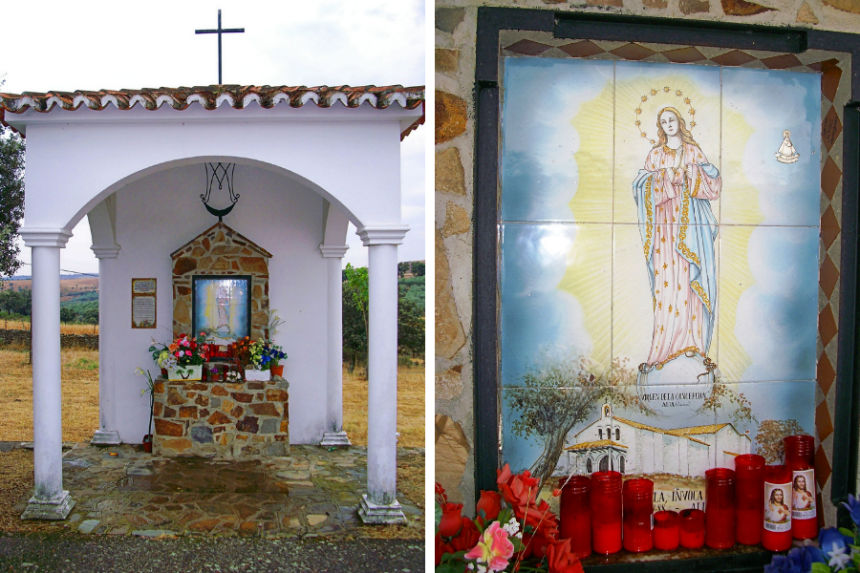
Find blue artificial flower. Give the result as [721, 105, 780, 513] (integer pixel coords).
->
[842, 494, 860, 528]
[820, 527, 854, 571]
[764, 554, 804, 573]
[789, 544, 829, 571]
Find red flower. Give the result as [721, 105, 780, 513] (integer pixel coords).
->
[476, 490, 502, 525]
[497, 463, 540, 510]
[438, 502, 464, 538]
[449, 517, 480, 552]
[546, 539, 584, 573]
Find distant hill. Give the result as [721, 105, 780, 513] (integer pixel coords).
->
[2, 276, 99, 302]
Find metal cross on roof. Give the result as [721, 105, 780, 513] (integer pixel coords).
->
[195, 9, 245, 85]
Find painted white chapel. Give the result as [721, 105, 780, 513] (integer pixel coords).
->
[0, 84, 424, 523]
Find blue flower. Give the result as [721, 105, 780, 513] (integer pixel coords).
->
[842, 494, 860, 528]
[764, 554, 804, 573]
[766, 545, 829, 573]
[820, 527, 854, 571]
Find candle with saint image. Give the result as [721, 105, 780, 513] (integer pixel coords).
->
[590, 471, 622, 555]
[784, 435, 817, 540]
[762, 464, 793, 551]
[734, 454, 765, 545]
[558, 475, 591, 558]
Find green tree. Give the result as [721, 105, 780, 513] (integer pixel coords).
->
[509, 355, 647, 490]
[342, 263, 369, 372]
[397, 297, 424, 358]
[0, 119, 24, 277]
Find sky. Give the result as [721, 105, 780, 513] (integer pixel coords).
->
[1, 0, 426, 275]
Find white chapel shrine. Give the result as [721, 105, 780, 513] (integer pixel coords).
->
[0, 84, 424, 524]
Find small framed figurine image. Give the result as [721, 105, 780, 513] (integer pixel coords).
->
[191, 275, 251, 343]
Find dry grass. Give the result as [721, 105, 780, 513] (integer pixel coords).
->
[0, 320, 98, 336]
[0, 348, 425, 448]
[0, 348, 100, 442]
[342, 365, 424, 448]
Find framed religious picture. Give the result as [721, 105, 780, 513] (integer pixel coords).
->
[191, 275, 251, 343]
[467, 11, 860, 560]
[130, 278, 156, 329]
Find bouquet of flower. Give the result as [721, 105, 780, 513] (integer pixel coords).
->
[148, 340, 175, 370]
[249, 339, 287, 370]
[232, 336, 254, 368]
[436, 464, 583, 573]
[166, 333, 209, 366]
[766, 495, 860, 573]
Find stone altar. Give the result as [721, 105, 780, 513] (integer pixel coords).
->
[152, 375, 290, 458]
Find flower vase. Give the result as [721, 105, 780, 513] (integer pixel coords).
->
[245, 368, 269, 381]
[167, 364, 203, 381]
[270, 364, 284, 378]
[142, 434, 153, 453]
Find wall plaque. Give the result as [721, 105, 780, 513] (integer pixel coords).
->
[131, 278, 156, 329]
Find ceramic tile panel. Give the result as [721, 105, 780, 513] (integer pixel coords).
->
[499, 222, 611, 388]
[720, 67, 821, 227]
[716, 226, 820, 383]
[500, 57, 614, 223]
[497, 55, 823, 499]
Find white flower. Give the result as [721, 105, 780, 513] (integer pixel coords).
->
[502, 517, 521, 538]
[829, 546, 853, 571]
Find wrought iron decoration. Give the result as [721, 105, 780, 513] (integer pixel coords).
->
[201, 162, 239, 221]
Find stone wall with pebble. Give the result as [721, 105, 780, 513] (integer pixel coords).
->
[152, 376, 290, 458]
[171, 221, 272, 341]
[435, 0, 860, 511]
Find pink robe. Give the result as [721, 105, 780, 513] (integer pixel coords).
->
[636, 142, 721, 369]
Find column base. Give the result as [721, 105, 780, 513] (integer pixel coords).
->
[320, 431, 351, 447]
[90, 429, 121, 445]
[358, 493, 407, 525]
[21, 490, 75, 521]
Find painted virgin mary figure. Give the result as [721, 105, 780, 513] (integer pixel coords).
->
[632, 107, 721, 372]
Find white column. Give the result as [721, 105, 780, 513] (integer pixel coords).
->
[319, 244, 351, 446]
[20, 228, 75, 520]
[356, 225, 408, 525]
[90, 246, 121, 445]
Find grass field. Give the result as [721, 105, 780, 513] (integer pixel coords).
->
[0, 347, 424, 448]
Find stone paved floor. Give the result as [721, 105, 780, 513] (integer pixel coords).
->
[20, 444, 424, 539]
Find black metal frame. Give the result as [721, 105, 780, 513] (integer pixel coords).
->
[473, 7, 860, 527]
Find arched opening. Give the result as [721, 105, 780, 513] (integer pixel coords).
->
[620, 456, 626, 474]
[599, 455, 609, 472]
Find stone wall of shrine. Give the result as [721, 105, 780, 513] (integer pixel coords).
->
[153, 376, 290, 458]
[171, 221, 272, 340]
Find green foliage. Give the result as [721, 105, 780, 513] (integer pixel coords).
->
[60, 299, 98, 324]
[342, 263, 426, 372]
[0, 287, 31, 318]
[0, 121, 25, 278]
[342, 263, 369, 371]
[70, 357, 98, 370]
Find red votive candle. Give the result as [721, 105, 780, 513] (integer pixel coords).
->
[653, 510, 679, 550]
[679, 508, 705, 549]
[734, 454, 765, 545]
[784, 435, 817, 540]
[590, 471, 622, 555]
[558, 475, 591, 559]
[762, 464, 793, 551]
[623, 478, 653, 553]
[705, 467, 736, 549]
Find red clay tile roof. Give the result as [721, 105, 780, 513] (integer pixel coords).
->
[0, 84, 425, 139]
